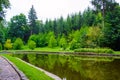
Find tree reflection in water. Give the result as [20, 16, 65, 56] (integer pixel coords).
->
[13, 54, 120, 80]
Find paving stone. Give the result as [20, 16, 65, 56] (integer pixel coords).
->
[0, 57, 20, 80]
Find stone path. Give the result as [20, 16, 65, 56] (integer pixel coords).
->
[0, 56, 21, 80]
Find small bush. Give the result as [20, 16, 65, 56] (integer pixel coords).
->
[13, 38, 24, 50]
[29, 35, 38, 42]
[0, 43, 2, 50]
[74, 48, 114, 54]
[48, 35, 57, 48]
[28, 40, 36, 50]
[59, 37, 67, 50]
[4, 39, 12, 50]
[69, 39, 78, 50]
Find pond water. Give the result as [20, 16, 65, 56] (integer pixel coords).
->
[13, 54, 120, 80]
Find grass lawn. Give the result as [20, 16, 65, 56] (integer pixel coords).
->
[22, 46, 73, 52]
[1, 46, 120, 54]
[35, 47, 61, 51]
[2, 54, 54, 80]
[34, 47, 73, 52]
[114, 51, 120, 54]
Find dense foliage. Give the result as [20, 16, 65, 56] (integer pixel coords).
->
[74, 48, 114, 54]
[28, 40, 36, 50]
[0, 0, 120, 51]
[7, 14, 29, 42]
[0, 43, 2, 50]
[13, 38, 24, 50]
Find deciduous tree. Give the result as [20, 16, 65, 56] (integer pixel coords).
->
[0, 0, 10, 21]
[8, 14, 29, 41]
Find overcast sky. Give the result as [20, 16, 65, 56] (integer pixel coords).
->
[5, 0, 120, 22]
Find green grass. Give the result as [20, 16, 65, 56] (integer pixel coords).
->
[35, 47, 73, 52]
[74, 48, 114, 54]
[2, 45, 120, 54]
[0, 46, 73, 54]
[2, 54, 54, 80]
[22, 45, 31, 50]
[22, 46, 73, 52]
[35, 47, 61, 51]
[114, 51, 120, 54]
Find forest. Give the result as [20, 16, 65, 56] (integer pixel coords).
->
[0, 0, 120, 51]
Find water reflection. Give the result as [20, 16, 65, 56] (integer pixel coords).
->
[13, 54, 120, 80]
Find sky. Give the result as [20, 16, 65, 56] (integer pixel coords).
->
[5, 0, 120, 22]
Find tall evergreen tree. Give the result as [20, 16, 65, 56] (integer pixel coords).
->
[100, 4, 120, 50]
[82, 7, 96, 26]
[0, 22, 6, 44]
[91, 0, 116, 28]
[57, 16, 64, 35]
[53, 19, 57, 36]
[28, 5, 38, 35]
[91, 0, 116, 15]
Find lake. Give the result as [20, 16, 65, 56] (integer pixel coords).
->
[13, 54, 120, 80]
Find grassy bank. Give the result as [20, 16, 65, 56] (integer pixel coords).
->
[74, 48, 114, 54]
[22, 46, 73, 52]
[114, 51, 120, 54]
[22, 46, 116, 54]
[1, 46, 120, 54]
[2, 54, 53, 80]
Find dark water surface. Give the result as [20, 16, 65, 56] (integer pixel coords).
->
[13, 54, 120, 80]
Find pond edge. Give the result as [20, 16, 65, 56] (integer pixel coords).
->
[17, 58, 62, 80]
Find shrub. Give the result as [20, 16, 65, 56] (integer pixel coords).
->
[86, 27, 101, 48]
[4, 39, 12, 50]
[69, 39, 78, 50]
[48, 35, 57, 48]
[28, 40, 36, 50]
[59, 37, 67, 50]
[29, 35, 38, 42]
[37, 33, 47, 47]
[13, 38, 24, 50]
[46, 32, 55, 46]
[29, 34, 47, 47]
[0, 43, 2, 50]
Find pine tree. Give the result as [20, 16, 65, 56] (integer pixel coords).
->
[91, 0, 116, 28]
[28, 5, 38, 35]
